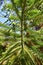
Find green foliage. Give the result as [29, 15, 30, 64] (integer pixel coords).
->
[0, 0, 43, 65]
[6, 3, 13, 9]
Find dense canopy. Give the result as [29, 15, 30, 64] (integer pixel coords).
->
[0, 0, 43, 65]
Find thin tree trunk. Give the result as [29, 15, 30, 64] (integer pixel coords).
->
[21, 0, 26, 50]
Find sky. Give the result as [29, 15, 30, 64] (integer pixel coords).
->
[0, 0, 10, 23]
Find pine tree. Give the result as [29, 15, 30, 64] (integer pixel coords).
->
[0, 0, 43, 65]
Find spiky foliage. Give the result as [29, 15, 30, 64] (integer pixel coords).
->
[0, 0, 43, 65]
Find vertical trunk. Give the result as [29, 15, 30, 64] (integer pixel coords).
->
[21, 0, 26, 50]
[21, 11, 24, 50]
